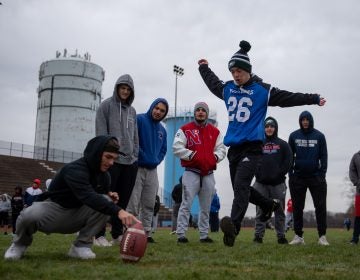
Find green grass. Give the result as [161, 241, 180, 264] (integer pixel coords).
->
[0, 228, 358, 280]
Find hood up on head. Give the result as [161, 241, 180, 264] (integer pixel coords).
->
[113, 74, 135, 105]
[147, 98, 169, 122]
[264, 116, 278, 138]
[83, 135, 118, 173]
[298, 111, 314, 131]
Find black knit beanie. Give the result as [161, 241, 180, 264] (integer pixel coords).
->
[228, 40, 252, 73]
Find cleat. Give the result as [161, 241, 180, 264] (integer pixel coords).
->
[220, 216, 236, 247]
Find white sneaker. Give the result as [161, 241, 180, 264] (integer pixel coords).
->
[110, 235, 123, 246]
[4, 243, 28, 260]
[68, 245, 96, 259]
[289, 235, 305, 245]
[318, 235, 330, 246]
[93, 236, 112, 247]
[170, 231, 176, 235]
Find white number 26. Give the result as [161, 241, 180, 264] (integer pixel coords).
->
[227, 96, 252, 122]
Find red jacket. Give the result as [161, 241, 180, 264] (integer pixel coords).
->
[173, 121, 226, 176]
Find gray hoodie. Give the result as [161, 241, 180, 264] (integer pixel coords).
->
[349, 151, 360, 193]
[95, 74, 139, 164]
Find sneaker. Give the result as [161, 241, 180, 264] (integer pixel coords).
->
[253, 236, 263, 244]
[68, 245, 96, 259]
[277, 237, 289, 244]
[350, 240, 358, 245]
[289, 235, 305, 245]
[93, 236, 112, 247]
[200, 237, 213, 243]
[170, 231, 176, 235]
[318, 235, 329, 246]
[110, 235, 123, 246]
[4, 243, 28, 260]
[259, 199, 281, 222]
[147, 236, 156, 243]
[220, 216, 236, 247]
[177, 237, 189, 243]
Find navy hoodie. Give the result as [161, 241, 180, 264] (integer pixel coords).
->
[288, 111, 327, 178]
[255, 117, 292, 185]
[45, 135, 122, 216]
[137, 98, 168, 169]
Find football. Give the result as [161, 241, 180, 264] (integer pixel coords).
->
[120, 222, 147, 263]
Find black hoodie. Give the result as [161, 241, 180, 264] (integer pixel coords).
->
[255, 117, 293, 185]
[46, 135, 122, 216]
[288, 111, 328, 178]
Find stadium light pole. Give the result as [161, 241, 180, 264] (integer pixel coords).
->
[172, 65, 184, 191]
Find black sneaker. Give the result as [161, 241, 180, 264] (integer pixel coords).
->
[278, 237, 288, 244]
[253, 236, 263, 243]
[147, 236, 156, 243]
[259, 199, 281, 222]
[220, 216, 236, 247]
[177, 237, 189, 243]
[200, 237, 213, 243]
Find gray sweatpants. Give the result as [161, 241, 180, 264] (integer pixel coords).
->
[176, 171, 215, 239]
[126, 167, 159, 235]
[253, 182, 286, 239]
[13, 200, 108, 248]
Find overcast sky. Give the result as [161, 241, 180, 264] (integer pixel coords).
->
[1, 0, 360, 217]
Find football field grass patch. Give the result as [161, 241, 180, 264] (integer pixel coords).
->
[0, 228, 358, 280]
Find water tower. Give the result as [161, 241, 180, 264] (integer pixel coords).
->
[34, 49, 105, 162]
[163, 107, 217, 217]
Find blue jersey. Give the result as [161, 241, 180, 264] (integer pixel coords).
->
[223, 81, 270, 146]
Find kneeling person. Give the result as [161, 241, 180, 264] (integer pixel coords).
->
[4, 136, 139, 260]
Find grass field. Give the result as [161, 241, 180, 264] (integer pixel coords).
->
[0, 227, 358, 280]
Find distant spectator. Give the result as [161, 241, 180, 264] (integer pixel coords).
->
[11, 187, 24, 234]
[285, 198, 294, 232]
[344, 218, 351, 231]
[0, 194, 11, 235]
[24, 179, 43, 207]
[209, 190, 220, 232]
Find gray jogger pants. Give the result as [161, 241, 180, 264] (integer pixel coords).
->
[176, 171, 215, 239]
[13, 200, 108, 248]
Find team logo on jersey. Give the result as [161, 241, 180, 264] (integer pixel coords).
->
[263, 143, 280, 154]
[158, 131, 164, 140]
[184, 129, 201, 147]
[295, 139, 318, 147]
[230, 88, 253, 95]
